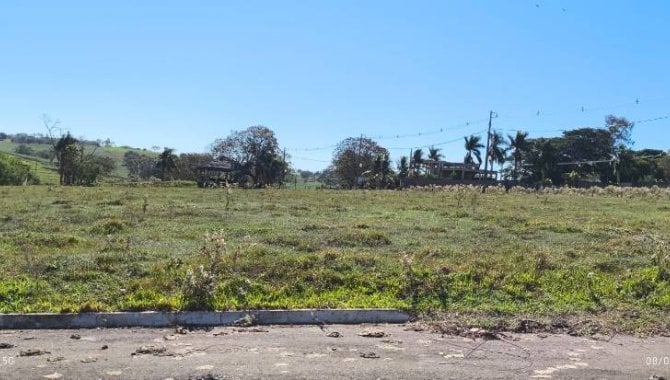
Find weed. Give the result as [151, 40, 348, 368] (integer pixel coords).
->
[469, 190, 480, 208]
[182, 230, 229, 310]
[182, 265, 217, 310]
[92, 218, 126, 234]
[225, 185, 231, 210]
[454, 186, 466, 207]
[534, 250, 553, 273]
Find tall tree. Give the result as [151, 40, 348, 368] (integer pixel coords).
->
[411, 148, 425, 176]
[372, 151, 392, 188]
[507, 130, 529, 183]
[331, 136, 387, 188]
[52, 133, 76, 185]
[156, 148, 178, 180]
[44, 115, 103, 185]
[211, 126, 287, 186]
[524, 138, 562, 185]
[606, 114, 634, 149]
[397, 156, 409, 178]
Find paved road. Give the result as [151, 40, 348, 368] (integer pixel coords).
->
[0, 324, 668, 379]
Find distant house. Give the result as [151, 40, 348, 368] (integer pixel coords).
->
[195, 155, 237, 187]
[421, 159, 496, 180]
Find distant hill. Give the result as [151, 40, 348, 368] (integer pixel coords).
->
[0, 135, 157, 184]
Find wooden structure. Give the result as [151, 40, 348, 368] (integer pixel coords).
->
[196, 156, 236, 188]
[421, 159, 497, 180]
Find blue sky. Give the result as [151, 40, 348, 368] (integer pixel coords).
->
[1, 1, 668, 171]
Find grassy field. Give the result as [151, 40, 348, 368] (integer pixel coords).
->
[1, 185, 669, 333]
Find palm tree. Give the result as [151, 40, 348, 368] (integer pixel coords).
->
[463, 135, 484, 179]
[463, 135, 484, 165]
[507, 131, 529, 183]
[427, 146, 443, 176]
[428, 146, 442, 161]
[488, 131, 506, 179]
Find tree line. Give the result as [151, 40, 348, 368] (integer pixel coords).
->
[2, 114, 669, 188]
[323, 115, 670, 188]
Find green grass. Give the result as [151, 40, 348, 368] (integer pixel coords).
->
[1, 185, 669, 333]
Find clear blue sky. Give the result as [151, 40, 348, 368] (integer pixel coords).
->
[1, 1, 668, 171]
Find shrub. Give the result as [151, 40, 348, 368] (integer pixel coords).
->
[0, 153, 40, 185]
[182, 265, 217, 310]
[182, 230, 230, 310]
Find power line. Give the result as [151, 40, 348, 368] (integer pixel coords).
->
[636, 114, 670, 124]
[385, 129, 489, 150]
[287, 108, 669, 166]
[371, 119, 489, 140]
[286, 98, 648, 152]
[285, 120, 489, 152]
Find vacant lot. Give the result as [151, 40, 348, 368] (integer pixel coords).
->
[1, 185, 669, 333]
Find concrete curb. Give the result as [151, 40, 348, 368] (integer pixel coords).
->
[0, 309, 412, 329]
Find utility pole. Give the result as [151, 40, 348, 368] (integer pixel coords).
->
[483, 110, 497, 182]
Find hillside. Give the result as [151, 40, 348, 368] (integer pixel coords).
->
[0, 137, 156, 184]
[0, 140, 59, 184]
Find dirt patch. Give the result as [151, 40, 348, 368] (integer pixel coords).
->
[418, 314, 621, 338]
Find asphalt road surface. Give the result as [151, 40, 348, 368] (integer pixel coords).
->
[0, 324, 668, 379]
